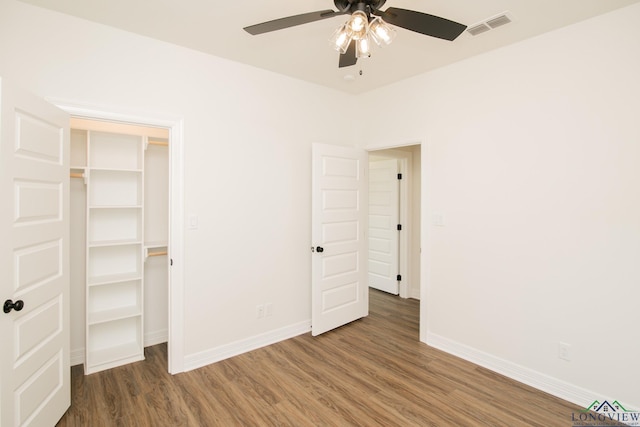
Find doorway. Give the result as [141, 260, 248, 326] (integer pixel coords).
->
[368, 145, 421, 300]
[56, 101, 185, 374]
[311, 143, 422, 337]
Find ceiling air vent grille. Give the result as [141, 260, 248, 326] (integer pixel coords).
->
[467, 11, 513, 36]
[467, 23, 490, 36]
[486, 14, 512, 29]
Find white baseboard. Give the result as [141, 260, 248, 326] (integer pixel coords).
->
[70, 328, 169, 367]
[144, 329, 168, 347]
[425, 332, 597, 408]
[184, 320, 311, 372]
[70, 348, 84, 367]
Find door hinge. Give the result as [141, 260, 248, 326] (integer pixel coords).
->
[397, 224, 402, 231]
[397, 173, 403, 180]
[397, 274, 402, 281]
[170, 258, 173, 266]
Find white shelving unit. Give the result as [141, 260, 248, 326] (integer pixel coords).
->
[84, 131, 145, 374]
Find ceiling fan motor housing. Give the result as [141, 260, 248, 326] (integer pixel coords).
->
[334, 0, 387, 16]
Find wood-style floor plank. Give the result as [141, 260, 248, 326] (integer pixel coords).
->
[57, 290, 589, 426]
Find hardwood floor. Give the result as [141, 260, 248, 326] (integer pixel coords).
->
[57, 290, 587, 426]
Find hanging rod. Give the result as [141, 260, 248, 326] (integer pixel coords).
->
[147, 251, 168, 257]
[148, 139, 169, 147]
[70, 172, 84, 178]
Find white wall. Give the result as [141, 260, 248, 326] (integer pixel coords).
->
[362, 3, 640, 409]
[0, 0, 357, 363]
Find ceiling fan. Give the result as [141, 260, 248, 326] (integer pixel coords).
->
[243, 0, 467, 68]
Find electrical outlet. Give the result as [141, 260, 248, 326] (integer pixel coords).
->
[256, 305, 264, 319]
[265, 303, 273, 317]
[558, 342, 571, 361]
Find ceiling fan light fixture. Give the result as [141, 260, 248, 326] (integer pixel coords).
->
[369, 16, 396, 46]
[330, 24, 351, 53]
[245, 2, 467, 69]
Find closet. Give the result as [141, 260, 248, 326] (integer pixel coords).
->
[70, 118, 169, 374]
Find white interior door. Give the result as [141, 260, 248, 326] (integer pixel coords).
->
[311, 143, 368, 336]
[0, 78, 70, 426]
[368, 159, 399, 295]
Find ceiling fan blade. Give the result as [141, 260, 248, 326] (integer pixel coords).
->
[339, 40, 357, 68]
[244, 10, 340, 35]
[378, 7, 466, 41]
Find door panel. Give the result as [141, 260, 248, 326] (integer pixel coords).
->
[0, 78, 70, 426]
[311, 144, 367, 336]
[368, 159, 399, 294]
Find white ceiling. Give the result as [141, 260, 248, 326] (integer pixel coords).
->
[18, 0, 640, 94]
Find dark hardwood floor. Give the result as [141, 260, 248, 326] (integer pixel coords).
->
[57, 290, 587, 426]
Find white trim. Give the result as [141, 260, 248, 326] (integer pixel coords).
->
[183, 321, 311, 372]
[426, 332, 598, 408]
[50, 99, 186, 374]
[70, 327, 169, 368]
[167, 120, 185, 374]
[408, 287, 421, 299]
[398, 155, 411, 299]
[144, 329, 169, 347]
[70, 349, 84, 367]
[420, 138, 431, 343]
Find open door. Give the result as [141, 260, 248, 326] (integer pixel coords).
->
[368, 159, 399, 295]
[311, 143, 368, 336]
[0, 78, 70, 426]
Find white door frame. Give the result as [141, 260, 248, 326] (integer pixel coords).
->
[398, 155, 411, 299]
[48, 100, 185, 374]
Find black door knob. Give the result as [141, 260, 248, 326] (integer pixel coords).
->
[316, 246, 324, 253]
[3, 299, 24, 314]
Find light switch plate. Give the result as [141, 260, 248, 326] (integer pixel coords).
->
[433, 213, 445, 227]
[188, 214, 198, 229]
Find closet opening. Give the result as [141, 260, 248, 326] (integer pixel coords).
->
[68, 116, 177, 374]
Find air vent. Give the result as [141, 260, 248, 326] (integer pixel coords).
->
[467, 23, 490, 36]
[486, 14, 512, 29]
[467, 11, 513, 36]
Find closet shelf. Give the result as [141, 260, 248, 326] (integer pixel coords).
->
[145, 241, 168, 250]
[88, 205, 143, 210]
[88, 239, 142, 248]
[89, 167, 143, 173]
[88, 272, 142, 287]
[88, 306, 141, 325]
[87, 342, 144, 371]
